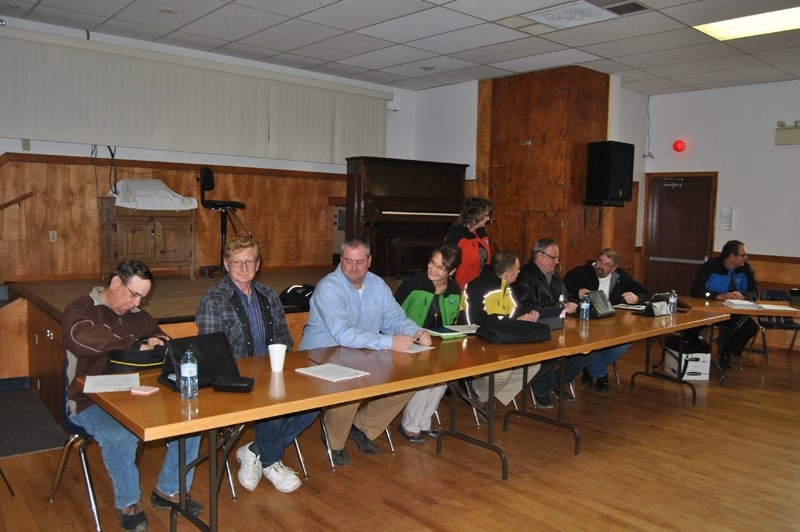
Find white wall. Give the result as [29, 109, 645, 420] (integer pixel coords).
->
[614, 86, 650, 246]
[414, 81, 478, 180]
[645, 80, 800, 256]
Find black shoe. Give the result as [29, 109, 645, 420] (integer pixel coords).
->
[398, 425, 424, 444]
[331, 448, 351, 466]
[533, 394, 555, 409]
[421, 429, 440, 439]
[553, 388, 576, 403]
[348, 426, 381, 455]
[150, 490, 203, 516]
[117, 504, 148, 532]
[595, 375, 610, 392]
[581, 367, 593, 386]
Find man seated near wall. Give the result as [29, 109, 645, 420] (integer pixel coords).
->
[299, 236, 431, 466]
[690, 239, 759, 368]
[196, 236, 317, 494]
[563, 248, 650, 391]
[460, 251, 543, 416]
[512, 238, 585, 408]
[62, 259, 202, 532]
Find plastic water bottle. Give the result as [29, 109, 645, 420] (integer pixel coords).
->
[558, 294, 566, 307]
[180, 348, 198, 400]
[579, 294, 591, 321]
[668, 290, 678, 314]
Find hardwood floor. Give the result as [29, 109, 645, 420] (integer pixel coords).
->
[2, 341, 799, 531]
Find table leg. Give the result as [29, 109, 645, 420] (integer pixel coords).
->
[437, 374, 508, 480]
[631, 335, 698, 403]
[503, 358, 580, 455]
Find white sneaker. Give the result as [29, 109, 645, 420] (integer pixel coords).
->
[263, 461, 302, 493]
[235, 443, 262, 491]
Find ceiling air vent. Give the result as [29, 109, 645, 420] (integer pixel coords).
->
[605, 2, 649, 16]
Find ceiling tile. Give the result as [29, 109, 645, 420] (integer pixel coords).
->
[643, 54, 765, 77]
[232, 0, 340, 18]
[661, 0, 800, 26]
[300, 0, 432, 31]
[579, 28, 715, 58]
[261, 53, 326, 69]
[115, 0, 225, 30]
[618, 43, 740, 69]
[17, 5, 105, 30]
[672, 65, 790, 86]
[543, 11, 684, 47]
[339, 45, 438, 70]
[93, 19, 173, 41]
[348, 71, 408, 84]
[417, 64, 513, 85]
[40, 0, 131, 18]
[491, 48, 600, 72]
[725, 28, 800, 54]
[239, 19, 344, 52]
[214, 42, 280, 61]
[156, 32, 227, 51]
[307, 62, 369, 77]
[179, 4, 287, 41]
[408, 23, 528, 54]
[444, 0, 565, 20]
[449, 36, 565, 63]
[383, 55, 477, 77]
[357, 6, 483, 43]
[291, 33, 393, 62]
[577, 59, 631, 73]
[384, 78, 441, 90]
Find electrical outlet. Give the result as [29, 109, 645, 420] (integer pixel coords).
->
[48, 230, 57, 243]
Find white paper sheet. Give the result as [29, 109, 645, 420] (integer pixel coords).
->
[83, 373, 140, 392]
[295, 364, 369, 382]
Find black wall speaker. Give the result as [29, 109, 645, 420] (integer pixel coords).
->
[585, 141, 634, 205]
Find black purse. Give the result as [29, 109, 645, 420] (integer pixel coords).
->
[106, 335, 167, 374]
[476, 319, 551, 344]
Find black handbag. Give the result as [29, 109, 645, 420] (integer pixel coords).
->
[106, 336, 167, 374]
[476, 319, 551, 344]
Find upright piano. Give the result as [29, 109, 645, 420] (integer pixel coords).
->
[346, 156, 467, 276]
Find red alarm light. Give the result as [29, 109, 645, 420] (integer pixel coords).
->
[673, 139, 686, 152]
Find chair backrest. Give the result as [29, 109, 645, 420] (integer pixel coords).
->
[197, 167, 215, 208]
[62, 351, 91, 438]
[761, 289, 789, 302]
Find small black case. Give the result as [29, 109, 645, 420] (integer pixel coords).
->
[212, 375, 254, 393]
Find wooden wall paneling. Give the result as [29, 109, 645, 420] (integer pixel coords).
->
[481, 67, 609, 269]
[0, 298, 29, 379]
[0, 155, 347, 279]
[474, 79, 492, 200]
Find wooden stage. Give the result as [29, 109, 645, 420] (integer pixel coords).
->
[9, 267, 340, 324]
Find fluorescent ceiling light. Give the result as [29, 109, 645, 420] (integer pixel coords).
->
[694, 6, 800, 41]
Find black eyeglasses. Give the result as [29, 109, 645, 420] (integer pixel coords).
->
[125, 284, 146, 301]
[539, 250, 560, 261]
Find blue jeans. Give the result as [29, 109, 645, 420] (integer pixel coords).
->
[531, 355, 587, 396]
[585, 344, 631, 379]
[71, 404, 201, 510]
[254, 410, 318, 466]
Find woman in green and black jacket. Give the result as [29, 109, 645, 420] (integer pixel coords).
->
[394, 244, 461, 443]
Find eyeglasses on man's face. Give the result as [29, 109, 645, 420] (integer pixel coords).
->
[540, 250, 560, 261]
[125, 284, 146, 301]
[228, 259, 257, 269]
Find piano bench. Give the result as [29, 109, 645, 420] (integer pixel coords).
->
[385, 237, 443, 278]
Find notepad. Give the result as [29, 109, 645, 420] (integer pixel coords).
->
[295, 364, 369, 382]
[723, 299, 759, 309]
[425, 326, 467, 339]
[84, 373, 140, 393]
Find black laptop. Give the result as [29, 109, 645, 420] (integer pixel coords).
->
[159, 332, 240, 390]
[538, 305, 564, 330]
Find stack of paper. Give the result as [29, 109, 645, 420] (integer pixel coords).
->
[295, 364, 368, 383]
[723, 299, 758, 309]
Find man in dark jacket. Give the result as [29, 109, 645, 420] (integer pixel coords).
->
[512, 238, 586, 407]
[564, 248, 650, 390]
[690, 239, 759, 367]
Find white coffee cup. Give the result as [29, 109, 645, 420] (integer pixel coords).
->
[268, 343, 287, 372]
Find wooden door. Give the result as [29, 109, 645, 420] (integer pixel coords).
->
[643, 173, 716, 295]
[119, 221, 153, 262]
[155, 219, 192, 263]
